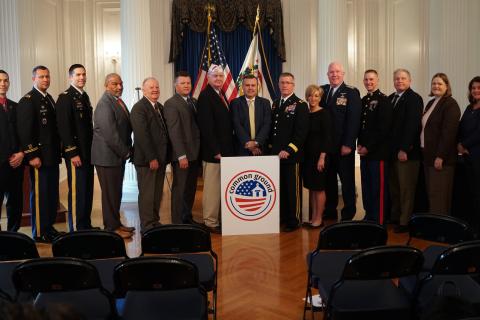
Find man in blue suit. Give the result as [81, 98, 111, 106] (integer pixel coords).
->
[231, 75, 271, 156]
[321, 62, 362, 221]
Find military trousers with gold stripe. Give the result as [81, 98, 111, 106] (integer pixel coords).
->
[65, 161, 94, 231]
[280, 162, 302, 228]
[29, 165, 59, 237]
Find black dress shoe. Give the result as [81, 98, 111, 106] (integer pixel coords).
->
[49, 228, 66, 237]
[283, 224, 300, 232]
[35, 232, 57, 243]
[183, 218, 204, 227]
[393, 225, 409, 233]
[205, 226, 221, 234]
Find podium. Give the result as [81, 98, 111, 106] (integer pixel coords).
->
[221, 156, 279, 235]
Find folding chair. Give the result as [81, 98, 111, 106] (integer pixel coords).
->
[52, 230, 127, 259]
[0, 231, 39, 261]
[114, 256, 208, 320]
[407, 214, 474, 271]
[411, 240, 480, 318]
[12, 257, 117, 320]
[141, 224, 218, 319]
[324, 245, 424, 320]
[304, 221, 388, 319]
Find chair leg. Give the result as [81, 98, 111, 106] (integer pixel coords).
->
[303, 275, 315, 320]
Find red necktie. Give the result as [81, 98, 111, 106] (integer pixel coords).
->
[117, 98, 129, 116]
[0, 97, 7, 112]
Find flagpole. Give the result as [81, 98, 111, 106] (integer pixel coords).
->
[206, 3, 215, 65]
[255, 8, 277, 97]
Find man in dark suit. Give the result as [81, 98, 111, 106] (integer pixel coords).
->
[164, 71, 201, 225]
[197, 64, 235, 234]
[17, 66, 62, 242]
[0, 70, 24, 232]
[357, 69, 393, 224]
[91, 73, 134, 238]
[321, 62, 361, 221]
[231, 74, 271, 156]
[269, 72, 309, 232]
[56, 64, 95, 231]
[388, 68, 423, 233]
[131, 77, 169, 232]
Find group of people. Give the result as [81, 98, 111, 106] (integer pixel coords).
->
[1, 61, 479, 241]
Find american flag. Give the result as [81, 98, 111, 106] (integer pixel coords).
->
[234, 180, 267, 213]
[192, 24, 238, 103]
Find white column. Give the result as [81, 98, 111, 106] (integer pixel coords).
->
[317, 0, 348, 84]
[120, 0, 153, 202]
[0, 0, 22, 101]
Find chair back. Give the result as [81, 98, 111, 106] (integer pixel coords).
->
[141, 224, 213, 255]
[341, 245, 424, 280]
[0, 231, 39, 261]
[114, 257, 200, 296]
[407, 214, 474, 245]
[12, 257, 103, 293]
[317, 221, 388, 250]
[52, 230, 127, 259]
[431, 240, 480, 276]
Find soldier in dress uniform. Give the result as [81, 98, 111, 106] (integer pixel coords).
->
[321, 62, 362, 221]
[17, 65, 62, 242]
[357, 69, 393, 224]
[56, 64, 96, 231]
[269, 72, 309, 232]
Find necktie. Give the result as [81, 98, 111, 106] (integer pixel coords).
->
[326, 87, 334, 105]
[280, 98, 285, 108]
[0, 97, 7, 112]
[219, 93, 228, 109]
[391, 94, 400, 108]
[155, 103, 168, 133]
[248, 99, 255, 140]
[117, 98, 129, 116]
[187, 97, 197, 113]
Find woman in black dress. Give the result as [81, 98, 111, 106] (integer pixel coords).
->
[457, 76, 480, 235]
[303, 85, 333, 227]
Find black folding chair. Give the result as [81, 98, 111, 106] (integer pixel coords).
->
[304, 221, 388, 319]
[411, 240, 480, 318]
[0, 231, 39, 261]
[12, 257, 118, 319]
[52, 230, 128, 259]
[324, 245, 424, 320]
[407, 214, 474, 271]
[141, 224, 218, 319]
[114, 256, 208, 320]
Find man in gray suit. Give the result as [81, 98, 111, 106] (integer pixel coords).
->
[231, 74, 271, 156]
[91, 73, 134, 239]
[164, 71, 201, 224]
[130, 77, 169, 232]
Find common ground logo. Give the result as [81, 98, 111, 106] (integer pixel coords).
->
[225, 170, 277, 221]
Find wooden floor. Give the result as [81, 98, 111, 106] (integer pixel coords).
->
[1, 173, 432, 320]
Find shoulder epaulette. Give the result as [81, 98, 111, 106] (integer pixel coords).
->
[23, 94, 31, 99]
[346, 85, 357, 90]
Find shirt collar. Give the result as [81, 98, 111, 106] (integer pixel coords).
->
[281, 93, 294, 102]
[71, 84, 84, 94]
[34, 85, 47, 97]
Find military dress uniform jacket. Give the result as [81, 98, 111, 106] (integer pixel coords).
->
[388, 88, 424, 161]
[0, 99, 19, 164]
[321, 82, 362, 151]
[56, 86, 93, 162]
[358, 90, 394, 160]
[17, 88, 61, 166]
[269, 94, 309, 163]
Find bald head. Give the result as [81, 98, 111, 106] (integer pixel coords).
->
[327, 62, 345, 87]
[142, 77, 160, 102]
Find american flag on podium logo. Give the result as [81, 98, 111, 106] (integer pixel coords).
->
[192, 24, 238, 102]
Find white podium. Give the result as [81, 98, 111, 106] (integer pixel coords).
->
[221, 156, 280, 236]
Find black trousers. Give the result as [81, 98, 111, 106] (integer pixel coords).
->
[171, 160, 199, 224]
[30, 165, 59, 237]
[95, 165, 125, 231]
[325, 152, 356, 220]
[280, 162, 302, 227]
[66, 161, 94, 231]
[0, 162, 24, 231]
[464, 156, 480, 233]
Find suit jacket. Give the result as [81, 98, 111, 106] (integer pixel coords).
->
[91, 92, 132, 166]
[321, 82, 362, 151]
[458, 104, 480, 158]
[197, 84, 234, 163]
[422, 96, 461, 166]
[56, 85, 93, 162]
[388, 88, 424, 160]
[130, 96, 169, 166]
[269, 93, 309, 163]
[17, 88, 61, 166]
[0, 99, 19, 165]
[164, 93, 200, 162]
[231, 95, 271, 156]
